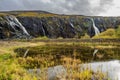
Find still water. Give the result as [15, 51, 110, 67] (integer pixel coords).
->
[28, 60, 120, 80]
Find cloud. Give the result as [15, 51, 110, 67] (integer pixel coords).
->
[98, 0, 120, 16]
[0, 0, 114, 16]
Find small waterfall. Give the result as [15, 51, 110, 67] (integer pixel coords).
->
[41, 27, 46, 36]
[69, 22, 74, 28]
[93, 49, 98, 57]
[91, 18, 100, 35]
[40, 21, 46, 36]
[6, 15, 30, 36]
[69, 21, 76, 34]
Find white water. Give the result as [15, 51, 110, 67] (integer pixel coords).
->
[41, 27, 46, 36]
[51, 61, 120, 80]
[6, 15, 30, 36]
[93, 49, 98, 57]
[69, 22, 74, 28]
[13, 16, 30, 36]
[91, 18, 100, 35]
[6, 17, 17, 31]
[82, 60, 120, 80]
[28, 60, 120, 80]
[40, 21, 46, 36]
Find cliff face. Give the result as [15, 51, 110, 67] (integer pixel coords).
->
[0, 11, 120, 39]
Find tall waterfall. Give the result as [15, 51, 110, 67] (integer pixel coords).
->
[13, 16, 30, 36]
[91, 18, 100, 35]
[6, 17, 17, 32]
[6, 15, 30, 36]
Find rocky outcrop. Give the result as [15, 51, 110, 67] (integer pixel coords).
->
[0, 12, 120, 39]
[0, 15, 31, 39]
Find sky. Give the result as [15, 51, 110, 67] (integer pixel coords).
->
[0, 0, 120, 16]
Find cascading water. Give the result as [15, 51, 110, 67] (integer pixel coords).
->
[41, 27, 46, 36]
[69, 22, 74, 28]
[5, 15, 30, 36]
[40, 21, 46, 36]
[91, 18, 100, 35]
[69, 21, 76, 34]
[13, 16, 30, 36]
[6, 16, 17, 32]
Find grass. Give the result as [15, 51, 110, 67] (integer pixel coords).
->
[93, 27, 120, 39]
[0, 40, 119, 79]
[0, 13, 8, 16]
[32, 36, 49, 41]
[93, 29, 116, 39]
[14, 43, 120, 69]
[116, 26, 120, 38]
[17, 12, 58, 18]
[0, 11, 120, 79]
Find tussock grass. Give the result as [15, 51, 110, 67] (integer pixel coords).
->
[0, 40, 119, 80]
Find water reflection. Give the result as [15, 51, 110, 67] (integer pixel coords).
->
[82, 60, 120, 80]
[28, 60, 120, 80]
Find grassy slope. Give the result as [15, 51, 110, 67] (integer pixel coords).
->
[93, 27, 120, 39]
[93, 29, 117, 39]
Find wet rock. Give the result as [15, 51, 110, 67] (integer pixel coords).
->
[0, 14, 119, 39]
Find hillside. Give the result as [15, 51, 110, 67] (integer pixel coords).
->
[0, 10, 120, 39]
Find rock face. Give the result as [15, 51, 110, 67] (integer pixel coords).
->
[0, 11, 120, 39]
[0, 15, 30, 39]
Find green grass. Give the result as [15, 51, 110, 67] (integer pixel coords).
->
[0, 53, 108, 80]
[0, 40, 115, 80]
[17, 12, 58, 18]
[93, 29, 118, 39]
[32, 36, 49, 41]
[93, 26, 120, 39]
[116, 26, 120, 38]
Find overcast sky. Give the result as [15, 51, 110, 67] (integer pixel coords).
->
[0, 0, 120, 16]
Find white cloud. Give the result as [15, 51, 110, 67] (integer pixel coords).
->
[90, 0, 100, 8]
[41, 0, 51, 3]
[0, 0, 114, 16]
[99, 0, 120, 16]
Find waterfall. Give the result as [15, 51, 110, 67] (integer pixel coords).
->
[40, 21, 46, 36]
[91, 18, 100, 35]
[69, 22, 74, 28]
[13, 16, 30, 36]
[6, 15, 30, 36]
[6, 17, 17, 32]
[93, 49, 98, 57]
[41, 27, 46, 36]
[69, 21, 76, 34]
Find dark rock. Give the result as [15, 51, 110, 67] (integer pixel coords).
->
[0, 14, 119, 39]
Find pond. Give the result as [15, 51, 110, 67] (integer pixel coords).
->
[14, 43, 120, 80]
[28, 60, 120, 80]
[15, 44, 120, 68]
[82, 60, 120, 80]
